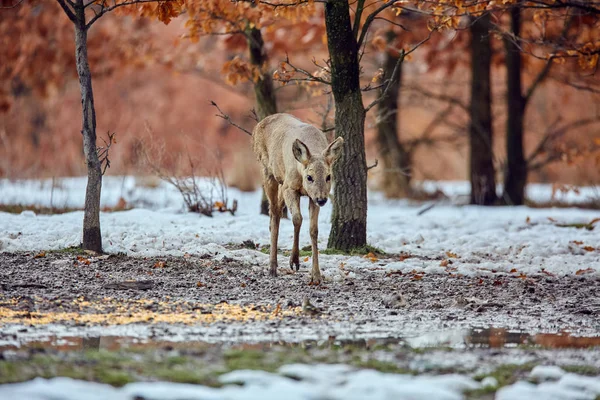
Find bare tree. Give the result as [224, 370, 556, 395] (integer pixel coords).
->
[51, 0, 179, 252]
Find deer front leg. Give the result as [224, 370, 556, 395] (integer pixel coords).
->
[283, 188, 302, 271]
[265, 178, 281, 277]
[308, 199, 322, 284]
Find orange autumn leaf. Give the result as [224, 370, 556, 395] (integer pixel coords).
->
[576, 268, 594, 275]
[446, 251, 458, 258]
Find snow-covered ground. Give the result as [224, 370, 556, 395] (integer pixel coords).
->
[0, 364, 598, 400]
[1, 176, 599, 279]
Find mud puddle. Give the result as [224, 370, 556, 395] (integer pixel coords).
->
[2, 328, 600, 353]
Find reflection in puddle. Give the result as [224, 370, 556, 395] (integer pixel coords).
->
[467, 328, 600, 349]
[1, 328, 599, 352]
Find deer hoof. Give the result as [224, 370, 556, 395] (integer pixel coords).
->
[289, 257, 300, 271]
[269, 264, 278, 277]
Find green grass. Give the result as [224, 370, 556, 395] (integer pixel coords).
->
[48, 246, 86, 255]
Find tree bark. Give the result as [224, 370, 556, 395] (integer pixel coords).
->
[74, 1, 103, 252]
[469, 13, 497, 205]
[246, 27, 282, 216]
[502, 7, 527, 205]
[325, 0, 368, 251]
[376, 30, 411, 198]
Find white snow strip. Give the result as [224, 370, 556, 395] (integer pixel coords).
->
[0, 363, 480, 400]
[497, 370, 600, 400]
[1, 177, 599, 278]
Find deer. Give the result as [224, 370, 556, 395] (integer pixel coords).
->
[252, 113, 344, 284]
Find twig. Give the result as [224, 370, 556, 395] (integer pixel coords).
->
[210, 101, 253, 136]
[417, 203, 435, 216]
[0, 0, 25, 9]
[367, 159, 379, 170]
[97, 131, 116, 175]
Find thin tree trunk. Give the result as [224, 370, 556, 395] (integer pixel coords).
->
[502, 7, 527, 205]
[376, 30, 411, 198]
[325, 0, 367, 251]
[74, 1, 103, 252]
[469, 13, 497, 205]
[246, 27, 284, 217]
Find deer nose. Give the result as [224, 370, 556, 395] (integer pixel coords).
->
[316, 198, 328, 207]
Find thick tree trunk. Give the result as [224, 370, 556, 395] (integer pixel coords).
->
[74, 2, 103, 252]
[246, 27, 283, 217]
[502, 7, 527, 205]
[325, 0, 367, 251]
[469, 13, 497, 205]
[376, 31, 411, 198]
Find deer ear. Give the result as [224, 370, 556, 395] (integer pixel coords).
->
[324, 137, 344, 165]
[292, 139, 311, 165]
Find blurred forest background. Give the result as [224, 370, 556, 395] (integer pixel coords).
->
[1, 0, 599, 195]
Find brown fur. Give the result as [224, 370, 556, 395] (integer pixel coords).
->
[252, 113, 343, 283]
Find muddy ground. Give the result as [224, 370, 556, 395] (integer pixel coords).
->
[1, 251, 600, 347]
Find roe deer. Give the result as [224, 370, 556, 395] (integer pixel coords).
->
[252, 113, 344, 284]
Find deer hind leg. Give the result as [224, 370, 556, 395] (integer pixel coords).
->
[265, 176, 281, 277]
[308, 199, 322, 284]
[283, 188, 302, 271]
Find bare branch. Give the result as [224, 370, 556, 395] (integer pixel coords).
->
[210, 101, 253, 136]
[97, 131, 116, 175]
[56, 0, 77, 23]
[367, 159, 379, 170]
[86, 0, 179, 29]
[528, 116, 600, 170]
[524, 57, 554, 103]
[365, 50, 404, 113]
[0, 0, 25, 9]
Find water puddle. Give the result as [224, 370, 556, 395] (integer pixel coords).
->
[1, 328, 599, 352]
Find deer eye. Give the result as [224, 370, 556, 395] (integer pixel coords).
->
[307, 175, 314, 183]
[326, 175, 331, 182]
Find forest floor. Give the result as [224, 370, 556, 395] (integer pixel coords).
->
[1, 250, 600, 346]
[2, 251, 600, 399]
[1, 178, 600, 399]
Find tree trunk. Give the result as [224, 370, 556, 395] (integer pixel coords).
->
[325, 0, 368, 251]
[74, 2, 103, 252]
[502, 7, 527, 205]
[246, 27, 283, 217]
[376, 30, 411, 198]
[469, 13, 497, 205]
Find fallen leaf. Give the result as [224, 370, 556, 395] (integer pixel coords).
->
[583, 246, 596, 252]
[440, 259, 449, 267]
[76, 256, 91, 265]
[240, 283, 246, 288]
[572, 240, 584, 245]
[576, 268, 594, 275]
[154, 261, 167, 268]
[34, 252, 46, 258]
[304, 256, 310, 262]
[525, 216, 531, 224]
[446, 251, 458, 258]
[547, 217, 557, 223]
[510, 268, 518, 273]
[541, 269, 555, 277]
[196, 281, 205, 287]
